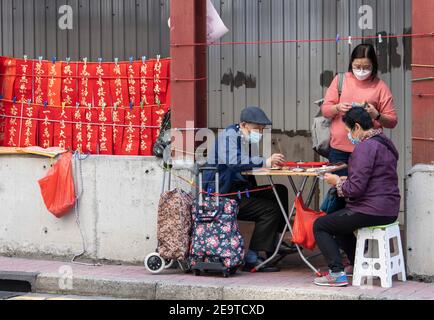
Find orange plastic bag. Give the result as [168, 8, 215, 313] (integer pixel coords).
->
[292, 195, 326, 250]
[38, 152, 76, 218]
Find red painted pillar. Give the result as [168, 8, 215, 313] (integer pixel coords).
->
[170, 0, 207, 161]
[412, 0, 434, 164]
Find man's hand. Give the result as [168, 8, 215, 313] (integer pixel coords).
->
[324, 173, 341, 186]
[266, 153, 285, 168]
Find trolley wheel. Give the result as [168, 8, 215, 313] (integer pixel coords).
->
[229, 267, 238, 275]
[164, 259, 174, 269]
[144, 253, 166, 274]
[223, 272, 229, 278]
[194, 269, 201, 276]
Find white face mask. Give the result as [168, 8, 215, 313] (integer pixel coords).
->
[353, 69, 372, 81]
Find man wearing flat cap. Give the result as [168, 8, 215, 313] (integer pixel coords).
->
[203, 106, 295, 272]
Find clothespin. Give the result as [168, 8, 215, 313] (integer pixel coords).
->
[66, 57, 71, 65]
[27, 99, 32, 107]
[114, 58, 119, 66]
[142, 56, 146, 64]
[52, 57, 57, 64]
[98, 57, 103, 65]
[140, 100, 145, 109]
[157, 54, 161, 61]
[207, 187, 212, 196]
[13, 97, 17, 104]
[23, 55, 28, 63]
[237, 191, 242, 200]
[61, 102, 66, 110]
[336, 34, 340, 44]
[38, 56, 43, 64]
[129, 56, 134, 64]
[348, 36, 352, 46]
[114, 102, 118, 111]
[378, 34, 383, 43]
[129, 102, 133, 110]
[83, 57, 88, 65]
[0, 95, 3, 101]
[44, 101, 48, 109]
[76, 102, 80, 110]
[245, 189, 250, 199]
[102, 102, 106, 111]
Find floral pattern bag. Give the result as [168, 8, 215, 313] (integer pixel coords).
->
[189, 195, 245, 271]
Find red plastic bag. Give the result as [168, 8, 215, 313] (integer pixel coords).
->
[292, 195, 326, 250]
[38, 152, 76, 218]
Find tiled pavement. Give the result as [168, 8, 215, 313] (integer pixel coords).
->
[0, 254, 433, 300]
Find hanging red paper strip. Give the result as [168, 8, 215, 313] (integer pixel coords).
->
[0, 99, 5, 146]
[152, 58, 170, 142]
[126, 62, 141, 107]
[83, 107, 99, 154]
[119, 108, 140, 155]
[14, 59, 33, 104]
[139, 60, 155, 106]
[139, 106, 153, 156]
[72, 108, 87, 153]
[112, 107, 125, 155]
[38, 107, 54, 149]
[97, 107, 113, 155]
[0, 58, 16, 146]
[62, 62, 78, 106]
[53, 107, 73, 150]
[34, 60, 48, 105]
[78, 63, 92, 107]
[47, 62, 62, 107]
[20, 102, 38, 147]
[110, 63, 129, 108]
[92, 63, 111, 108]
[3, 102, 23, 147]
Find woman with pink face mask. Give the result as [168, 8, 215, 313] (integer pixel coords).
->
[321, 43, 398, 178]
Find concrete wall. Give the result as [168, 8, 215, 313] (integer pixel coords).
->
[0, 155, 167, 264]
[406, 165, 434, 277]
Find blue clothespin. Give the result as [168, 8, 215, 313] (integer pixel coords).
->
[129, 102, 133, 110]
[0, 95, 3, 101]
[245, 189, 250, 199]
[13, 97, 17, 104]
[98, 57, 103, 65]
[76, 102, 80, 110]
[237, 191, 242, 200]
[142, 56, 146, 64]
[336, 34, 341, 44]
[129, 56, 134, 64]
[52, 56, 57, 64]
[27, 99, 32, 106]
[44, 101, 48, 108]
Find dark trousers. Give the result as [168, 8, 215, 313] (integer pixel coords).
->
[235, 184, 288, 253]
[313, 208, 397, 273]
[329, 147, 351, 177]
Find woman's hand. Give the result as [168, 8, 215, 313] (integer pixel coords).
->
[364, 103, 380, 120]
[324, 173, 341, 186]
[335, 103, 351, 114]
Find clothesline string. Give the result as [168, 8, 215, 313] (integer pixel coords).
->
[170, 31, 434, 47]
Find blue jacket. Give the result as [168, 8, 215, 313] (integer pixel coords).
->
[203, 124, 265, 194]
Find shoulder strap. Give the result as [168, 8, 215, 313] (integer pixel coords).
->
[337, 72, 345, 97]
[370, 135, 398, 160]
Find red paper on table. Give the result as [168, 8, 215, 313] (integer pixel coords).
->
[34, 59, 48, 105]
[3, 102, 23, 147]
[53, 107, 73, 150]
[126, 62, 141, 106]
[112, 107, 125, 155]
[61, 62, 78, 106]
[78, 62, 93, 107]
[19, 102, 39, 147]
[97, 108, 113, 155]
[119, 107, 140, 155]
[110, 63, 129, 107]
[139, 106, 153, 156]
[38, 107, 55, 149]
[14, 59, 33, 104]
[92, 63, 111, 108]
[138, 60, 155, 106]
[46, 62, 62, 107]
[72, 108, 87, 153]
[83, 107, 99, 154]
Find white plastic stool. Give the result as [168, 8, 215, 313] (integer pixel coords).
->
[353, 221, 406, 288]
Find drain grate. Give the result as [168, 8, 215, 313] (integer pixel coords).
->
[0, 271, 39, 293]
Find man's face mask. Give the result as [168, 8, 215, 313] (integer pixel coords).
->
[248, 130, 263, 144]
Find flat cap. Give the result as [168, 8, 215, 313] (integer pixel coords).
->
[240, 106, 272, 126]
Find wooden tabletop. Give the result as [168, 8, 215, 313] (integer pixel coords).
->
[242, 164, 348, 177]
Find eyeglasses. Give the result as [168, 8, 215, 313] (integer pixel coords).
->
[352, 64, 373, 71]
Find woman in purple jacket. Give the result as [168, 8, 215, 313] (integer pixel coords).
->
[313, 107, 400, 287]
